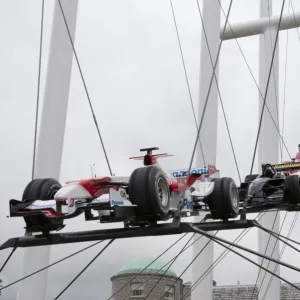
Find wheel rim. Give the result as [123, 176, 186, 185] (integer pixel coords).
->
[230, 183, 239, 209]
[156, 177, 169, 207]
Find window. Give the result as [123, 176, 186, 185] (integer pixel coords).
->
[165, 284, 175, 300]
[130, 283, 144, 297]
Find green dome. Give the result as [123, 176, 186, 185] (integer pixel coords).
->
[118, 257, 177, 277]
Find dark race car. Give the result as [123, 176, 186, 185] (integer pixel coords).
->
[239, 145, 300, 216]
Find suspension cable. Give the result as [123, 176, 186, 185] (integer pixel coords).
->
[159, 231, 218, 300]
[57, 0, 113, 175]
[267, 1, 280, 148]
[142, 233, 195, 300]
[256, 211, 288, 298]
[116, 217, 207, 300]
[281, 1, 291, 162]
[255, 220, 300, 246]
[0, 247, 16, 273]
[118, 227, 207, 300]
[195, 0, 241, 182]
[31, 0, 45, 180]
[250, 211, 279, 299]
[0, 241, 104, 292]
[258, 217, 300, 253]
[169, 0, 206, 166]
[217, 0, 292, 160]
[191, 224, 300, 273]
[178, 0, 234, 209]
[54, 239, 114, 299]
[261, 212, 299, 300]
[290, 1, 300, 41]
[184, 212, 266, 298]
[107, 233, 189, 300]
[248, 0, 286, 175]
[208, 233, 300, 292]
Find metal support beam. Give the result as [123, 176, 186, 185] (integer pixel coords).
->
[192, 1, 220, 300]
[257, 1, 280, 300]
[0, 220, 257, 250]
[17, 1, 79, 300]
[221, 11, 300, 40]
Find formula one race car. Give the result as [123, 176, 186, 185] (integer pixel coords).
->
[9, 147, 240, 233]
[239, 145, 300, 215]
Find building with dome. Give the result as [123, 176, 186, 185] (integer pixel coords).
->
[110, 257, 182, 300]
[111, 257, 300, 300]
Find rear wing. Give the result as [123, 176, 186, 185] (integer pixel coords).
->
[270, 162, 300, 172]
[129, 153, 173, 161]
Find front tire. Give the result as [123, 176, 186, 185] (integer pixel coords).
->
[21, 178, 63, 232]
[206, 177, 240, 220]
[129, 166, 171, 221]
[22, 178, 61, 201]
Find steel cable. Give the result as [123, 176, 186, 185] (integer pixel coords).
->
[54, 239, 114, 299]
[0, 241, 104, 292]
[250, 211, 280, 299]
[141, 233, 196, 300]
[217, 0, 292, 160]
[249, 0, 287, 175]
[0, 248, 16, 273]
[261, 212, 299, 300]
[207, 233, 300, 292]
[184, 212, 267, 298]
[169, 0, 206, 166]
[116, 217, 207, 300]
[178, 0, 234, 209]
[158, 231, 218, 300]
[31, 0, 45, 180]
[107, 233, 189, 300]
[195, 0, 241, 183]
[57, 0, 113, 175]
[255, 211, 288, 299]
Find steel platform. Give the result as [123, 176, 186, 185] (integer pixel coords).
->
[0, 219, 257, 250]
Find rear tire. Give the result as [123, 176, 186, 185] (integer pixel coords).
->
[206, 177, 240, 220]
[283, 175, 300, 204]
[129, 166, 171, 221]
[22, 178, 61, 201]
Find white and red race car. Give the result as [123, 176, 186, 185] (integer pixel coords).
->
[9, 147, 240, 233]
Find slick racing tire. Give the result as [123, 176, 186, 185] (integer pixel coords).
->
[22, 178, 62, 201]
[283, 175, 300, 204]
[21, 178, 63, 232]
[244, 174, 259, 182]
[206, 177, 240, 220]
[129, 166, 171, 221]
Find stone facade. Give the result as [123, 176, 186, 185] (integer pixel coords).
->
[111, 273, 182, 300]
[183, 283, 300, 300]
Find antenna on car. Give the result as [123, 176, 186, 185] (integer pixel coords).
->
[89, 164, 96, 178]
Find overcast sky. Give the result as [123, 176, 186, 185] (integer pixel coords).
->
[1, 0, 300, 299]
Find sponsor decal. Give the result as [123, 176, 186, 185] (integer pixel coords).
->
[181, 198, 193, 212]
[273, 162, 300, 170]
[171, 168, 209, 178]
[111, 200, 125, 206]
